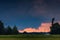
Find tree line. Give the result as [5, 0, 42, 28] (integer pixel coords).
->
[0, 18, 60, 35]
[0, 21, 19, 35]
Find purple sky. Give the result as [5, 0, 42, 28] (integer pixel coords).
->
[0, 0, 60, 30]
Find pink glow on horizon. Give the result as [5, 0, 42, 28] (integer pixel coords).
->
[18, 23, 51, 33]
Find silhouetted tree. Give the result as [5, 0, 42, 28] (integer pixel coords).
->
[0, 20, 19, 35]
[52, 18, 55, 26]
[50, 23, 60, 34]
[6, 26, 12, 35]
[0, 21, 5, 35]
[50, 18, 60, 34]
[12, 25, 19, 34]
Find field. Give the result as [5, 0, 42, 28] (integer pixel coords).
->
[0, 34, 60, 40]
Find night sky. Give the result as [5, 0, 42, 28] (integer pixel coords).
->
[0, 0, 60, 30]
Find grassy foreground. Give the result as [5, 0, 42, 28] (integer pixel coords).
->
[0, 34, 60, 40]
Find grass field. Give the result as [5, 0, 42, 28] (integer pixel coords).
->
[0, 34, 60, 40]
